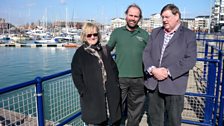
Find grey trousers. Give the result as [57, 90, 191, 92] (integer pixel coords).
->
[119, 77, 146, 126]
[147, 87, 184, 126]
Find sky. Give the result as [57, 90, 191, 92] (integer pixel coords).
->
[0, 0, 213, 26]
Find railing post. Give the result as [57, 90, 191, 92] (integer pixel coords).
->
[35, 77, 45, 126]
[197, 32, 200, 40]
[218, 59, 224, 126]
[212, 50, 222, 126]
[210, 46, 214, 59]
[203, 42, 208, 79]
[204, 59, 216, 124]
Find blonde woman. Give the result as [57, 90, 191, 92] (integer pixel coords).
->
[71, 22, 121, 126]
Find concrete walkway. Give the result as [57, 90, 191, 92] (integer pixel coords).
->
[139, 114, 197, 126]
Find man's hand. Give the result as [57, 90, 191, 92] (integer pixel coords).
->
[151, 67, 168, 80]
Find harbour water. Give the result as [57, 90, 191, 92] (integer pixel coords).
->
[0, 46, 76, 88]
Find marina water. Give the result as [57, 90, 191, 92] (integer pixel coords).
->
[0, 46, 76, 88]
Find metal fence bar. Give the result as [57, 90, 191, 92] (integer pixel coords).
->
[204, 57, 216, 124]
[182, 119, 211, 126]
[203, 42, 208, 79]
[197, 38, 224, 125]
[0, 70, 83, 126]
[218, 59, 224, 126]
[0, 80, 36, 94]
[213, 50, 223, 126]
[35, 77, 44, 126]
[57, 112, 81, 126]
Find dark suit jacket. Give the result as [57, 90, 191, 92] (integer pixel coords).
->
[71, 45, 121, 124]
[143, 25, 197, 95]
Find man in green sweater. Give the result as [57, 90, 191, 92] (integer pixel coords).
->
[107, 3, 149, 126]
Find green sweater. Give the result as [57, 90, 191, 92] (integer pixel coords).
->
[107, 26, 149, 77]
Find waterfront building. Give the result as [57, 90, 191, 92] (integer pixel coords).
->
[0, 18, 6, 24]
[211, 0, 224, 32]
[182, 18, 195, 31]
[194, 16, 210, 32]
[141, 18, 151, 32]
[111, 18, 126, 30]
[0, 18, 14, 34]
[150, 13, 162, 29]
[110, 17, 151, 32]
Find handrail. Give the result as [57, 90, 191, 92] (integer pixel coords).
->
[57, 112, 81, 126]
[0, 70, 71, 94]
[0, 79, 36, 94]
[41, 70, 71, 81]
[0, 69, 77, 126]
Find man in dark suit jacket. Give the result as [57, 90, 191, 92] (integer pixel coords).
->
[143, 4, 197, 126]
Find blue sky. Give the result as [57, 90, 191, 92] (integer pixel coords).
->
[0, 0, 212, 26]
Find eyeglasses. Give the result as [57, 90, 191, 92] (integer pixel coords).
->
[161, 14, 174, 20]
[86, 33, 98, 38]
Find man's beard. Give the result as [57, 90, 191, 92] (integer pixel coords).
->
[126, 20, 138, 30]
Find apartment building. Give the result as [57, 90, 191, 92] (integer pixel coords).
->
[182, 18, 195, 31]
[150, 13, 162, 29]
[194, 16, 210, 32]
[110, 18, 126, 29]
[211, 0, 224, 32]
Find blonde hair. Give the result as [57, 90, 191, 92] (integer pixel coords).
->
[80, 22, 101, 42]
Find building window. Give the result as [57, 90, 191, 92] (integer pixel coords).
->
[220, 15, 224, 21]
[221, 7, 224, 13]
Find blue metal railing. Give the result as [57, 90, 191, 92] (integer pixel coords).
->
[219, 60, 224, 125]
[0, 70, 83, 126]
[196, 34, 224, 126]
[1, 60, 220, 125]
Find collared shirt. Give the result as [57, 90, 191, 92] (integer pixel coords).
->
[159, 23, 181, 66]
[107, 26, 149, 77]
[159, 32, 175, 66]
